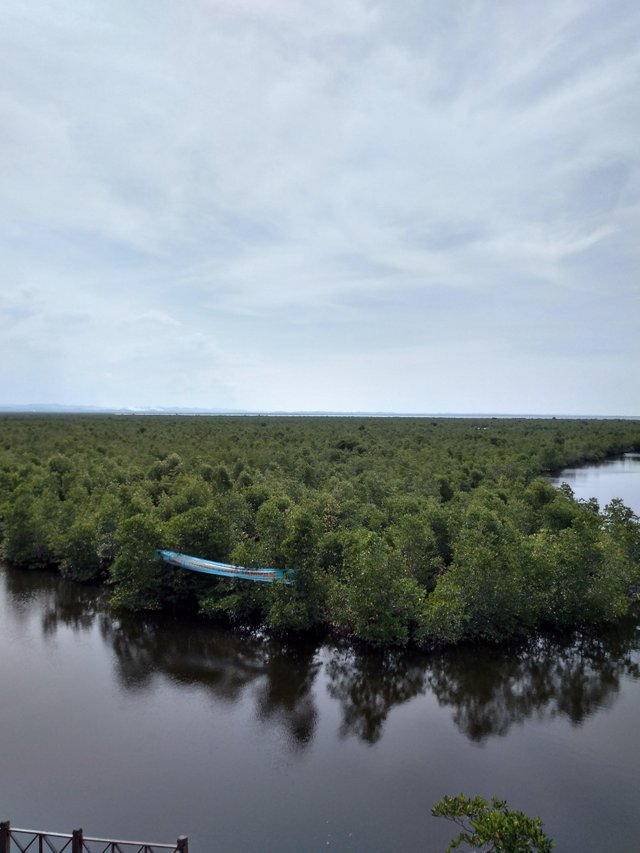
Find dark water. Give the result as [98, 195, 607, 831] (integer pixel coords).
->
[2, 458, 640, 852]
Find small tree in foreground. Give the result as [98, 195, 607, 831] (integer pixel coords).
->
[432, 794, 554, 852]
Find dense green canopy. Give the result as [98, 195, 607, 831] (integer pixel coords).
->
[1, 415, 639, 646]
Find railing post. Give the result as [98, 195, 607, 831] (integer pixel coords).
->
[71, 828, 83, 853]
[1, 821, 10, 853]
[176, 836, 188, 853]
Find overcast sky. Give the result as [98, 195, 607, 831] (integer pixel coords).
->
[1, 0, 638, 415]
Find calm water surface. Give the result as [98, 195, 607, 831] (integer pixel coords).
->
[551, 451, 640, 509]
[1, 456, 640, 852]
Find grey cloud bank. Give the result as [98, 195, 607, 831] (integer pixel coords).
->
[1, 0, 638, 415]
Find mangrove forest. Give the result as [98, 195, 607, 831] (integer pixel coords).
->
[1, 414, 639, 646]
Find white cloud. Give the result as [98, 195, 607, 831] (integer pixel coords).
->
[0, 0, 638, 413]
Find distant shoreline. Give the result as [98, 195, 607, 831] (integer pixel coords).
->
[1, 406, 638, 420]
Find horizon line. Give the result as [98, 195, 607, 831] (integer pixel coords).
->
[0, 404, 638, 420]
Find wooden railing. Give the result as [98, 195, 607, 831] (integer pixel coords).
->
[0, 822, 188, 853]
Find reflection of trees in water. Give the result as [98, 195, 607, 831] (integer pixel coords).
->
[40, 586, 105, 636]
[102, 616, 264, 696]
[4, 566, 640, 748]
[324, 620, 640, 744]
[325, 643, 427, 744]
[2, 566, 320, 752]
[2, 565, 106, 634]
[103, 617, 321, 751]
[253, 638, 320, 748]
[427, 623, 640, 743]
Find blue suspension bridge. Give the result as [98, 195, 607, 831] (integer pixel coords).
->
[155, 549, 296, 584]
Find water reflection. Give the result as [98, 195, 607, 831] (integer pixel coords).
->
[3, 565, 106, 634]
[325, 644, 427, 744]
[1, 567, 320, 752]
[254, 638, 320, 747]
[3, 566, 639, 748]
[426, 624, 640, 742]
[103, 616, 321, 750]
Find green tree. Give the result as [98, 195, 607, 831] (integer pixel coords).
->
[432, 793, 553, 852]
[110, 513, 166, 610]
[255, 495, 290, 566]
[268, 506, 325, 632]
[58, 517, 103, 582]
[420, 505, 537, 643]
[528, 505, 623, 627]
[328, 531, 424, 645]
[391, 510, 444, 590]
[166, 504, 230, 561]
[213, 464, 232, 492]
[2, 491, 54, 568]
[48, 453, 74, 501]
[602, 498, 640, 568]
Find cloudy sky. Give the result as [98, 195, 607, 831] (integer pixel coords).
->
[1, 0, 638, 414]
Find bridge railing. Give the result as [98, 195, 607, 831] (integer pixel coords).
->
[0, 822, 188, 853]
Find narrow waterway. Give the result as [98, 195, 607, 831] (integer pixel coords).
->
[1, 456, 639, 852]
[550, 451, 640, 510]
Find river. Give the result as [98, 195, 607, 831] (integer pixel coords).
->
[1, 456, 640, 852]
